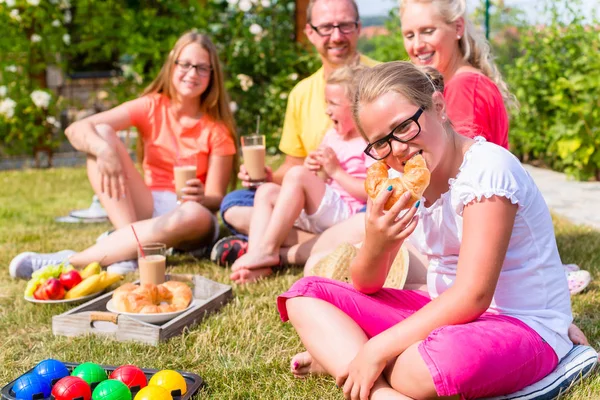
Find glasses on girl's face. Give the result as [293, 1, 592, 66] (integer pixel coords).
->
[364, 107, 424, 160]
[310, 21, 359, 36]
[175, 60, 212, 77]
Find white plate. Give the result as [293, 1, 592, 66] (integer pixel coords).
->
[24, 290, 103, 304]
[105, 299, 195, 324]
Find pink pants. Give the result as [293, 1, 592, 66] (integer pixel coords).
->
[278, 277, 558, 400]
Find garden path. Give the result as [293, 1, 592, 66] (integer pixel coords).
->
[524, 165, 600, 230]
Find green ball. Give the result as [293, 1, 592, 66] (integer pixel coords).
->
[92, 379, 132, 400]
[72, 363, 108, 386]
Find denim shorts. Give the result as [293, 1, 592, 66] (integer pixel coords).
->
[219, 189, 256, 238]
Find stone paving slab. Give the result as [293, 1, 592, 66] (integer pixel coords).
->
[524, 165, 600, 231]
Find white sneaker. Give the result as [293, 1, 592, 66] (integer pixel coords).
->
[106, 259, 138, 275]
[9, 250, 76, 279]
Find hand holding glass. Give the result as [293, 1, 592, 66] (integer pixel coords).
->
[241, 135, 266, 187]
[174, 155, 197, 203]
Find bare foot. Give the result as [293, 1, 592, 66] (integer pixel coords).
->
[230, 267, 273, 284]
[231, 250, 280, 272]
[290, 351, 326, 379]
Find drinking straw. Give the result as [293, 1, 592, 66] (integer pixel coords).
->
[131, 225, 146, 258]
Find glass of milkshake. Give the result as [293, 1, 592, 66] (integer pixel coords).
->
[138, 242, 166, 285]
[174, 155, 197, 204]
[241, 135, 266, 187]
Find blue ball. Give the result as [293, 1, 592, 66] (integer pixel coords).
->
[34, 359, 70, 385]
[12, 373, 52, 400]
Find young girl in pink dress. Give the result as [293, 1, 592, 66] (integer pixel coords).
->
[277, 62, 572, 399]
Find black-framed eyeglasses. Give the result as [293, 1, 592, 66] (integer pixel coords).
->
[175, 60, 212, 77]
[309, 21, 359, 36]
[364, 108, 424, 160]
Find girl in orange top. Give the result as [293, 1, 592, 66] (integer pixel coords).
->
[9, 31, 238, 278]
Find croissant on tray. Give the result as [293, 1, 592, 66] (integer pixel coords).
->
[364, 153, 431, 211]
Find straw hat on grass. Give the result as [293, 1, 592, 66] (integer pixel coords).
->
[308, 242, 410, 289]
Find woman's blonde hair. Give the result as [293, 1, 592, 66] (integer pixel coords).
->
[352, 61, 449, 138]
[326, 65, 368, 99]
[139, 30, 238, 188]
[399, 0, 517, 110]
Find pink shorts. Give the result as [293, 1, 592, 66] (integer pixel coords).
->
[278, 277, 558, 400]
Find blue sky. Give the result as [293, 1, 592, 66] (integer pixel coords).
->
[357, 0, 598, 23]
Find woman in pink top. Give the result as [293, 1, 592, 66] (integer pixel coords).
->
[9, 31, 238, 278]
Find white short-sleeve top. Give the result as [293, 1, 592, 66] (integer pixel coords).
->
[407, 137, 573, 359]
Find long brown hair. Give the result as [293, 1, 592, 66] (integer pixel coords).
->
[137, 30, 238, 188]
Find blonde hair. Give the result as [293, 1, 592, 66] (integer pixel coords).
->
[326, 65, 367, 98]
[139, 31, 238, 188]
[306, 0, 359, 24]
[399, 0, 517, 110]
[352, 61, 450, 138]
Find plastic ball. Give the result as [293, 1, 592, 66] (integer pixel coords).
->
[148, 371, 186, 397]
[33, 359, 70, 385]
[91, 380, 132, 400]
[71, 363, 108, 388]
[11, 373, 52, 400]
[109, 365, 147, 391]
[133, 386, 172, 400]
[51, 376, 92, 400]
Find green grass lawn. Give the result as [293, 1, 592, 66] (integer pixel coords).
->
[0, 166, 599, 399]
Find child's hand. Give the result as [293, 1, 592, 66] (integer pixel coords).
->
[316, 147, 340, 177]
[364, 189, 419, 255]
[303, 151, 322, 173]
[338, 343, 386, 400]
[180, 178, 205, 203]
[238, 164, 273, 187]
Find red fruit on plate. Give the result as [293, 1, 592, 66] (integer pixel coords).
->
[33, 283, 48, 300]
[59, 269, 82, 290]
[37, 278, 66, 300]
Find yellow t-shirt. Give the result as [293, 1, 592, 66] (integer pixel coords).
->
[278, 54, 379, 158]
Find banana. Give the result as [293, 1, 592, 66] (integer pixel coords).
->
[80, 261, 102, 279]
[97, 272, 123, 291]
[64, 274, 102, 299]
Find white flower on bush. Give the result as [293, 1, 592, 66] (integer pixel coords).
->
[52, 19, 61, 27]
[237, 74, 254, 92]
[64, 10, 72, 23]
[288, 73, 299, 81]
[238, 0, 252, 12]
[280, 93, 288, 100]
[46, 116, 60, 128]
[59, 0, 71, 9]
[31, 90, 52, 109]
[229, 101, 238, 113]
[226, 0, 238, 5]
[9, 9, 21, 21]
[0, 86, 6, 97]
[0, 98, 17, 119]
[63, 34, 70, 45]
[27, 0, 40, 5]
[261, 0, 270, 7]
[5, 65, 17, 73]
[5, 0, 16, 7]
[31, 34, 42, 43]
[249, 23, 263, 36]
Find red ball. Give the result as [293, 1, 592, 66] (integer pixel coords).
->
[109, 366, 147, 391]
[51, 376, 92, 400]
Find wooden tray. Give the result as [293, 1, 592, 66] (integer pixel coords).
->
[52, 274, 232, 346]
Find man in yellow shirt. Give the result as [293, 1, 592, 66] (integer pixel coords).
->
[212, 0, 378, 266]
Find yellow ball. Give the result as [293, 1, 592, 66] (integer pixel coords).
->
[133, 385, 172, 400]
[148, 371, 186, 396]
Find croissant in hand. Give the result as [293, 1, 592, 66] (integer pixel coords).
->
[365, 153, 431, 211]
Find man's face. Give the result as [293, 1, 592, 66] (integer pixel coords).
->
[305, 0, 361, 67]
